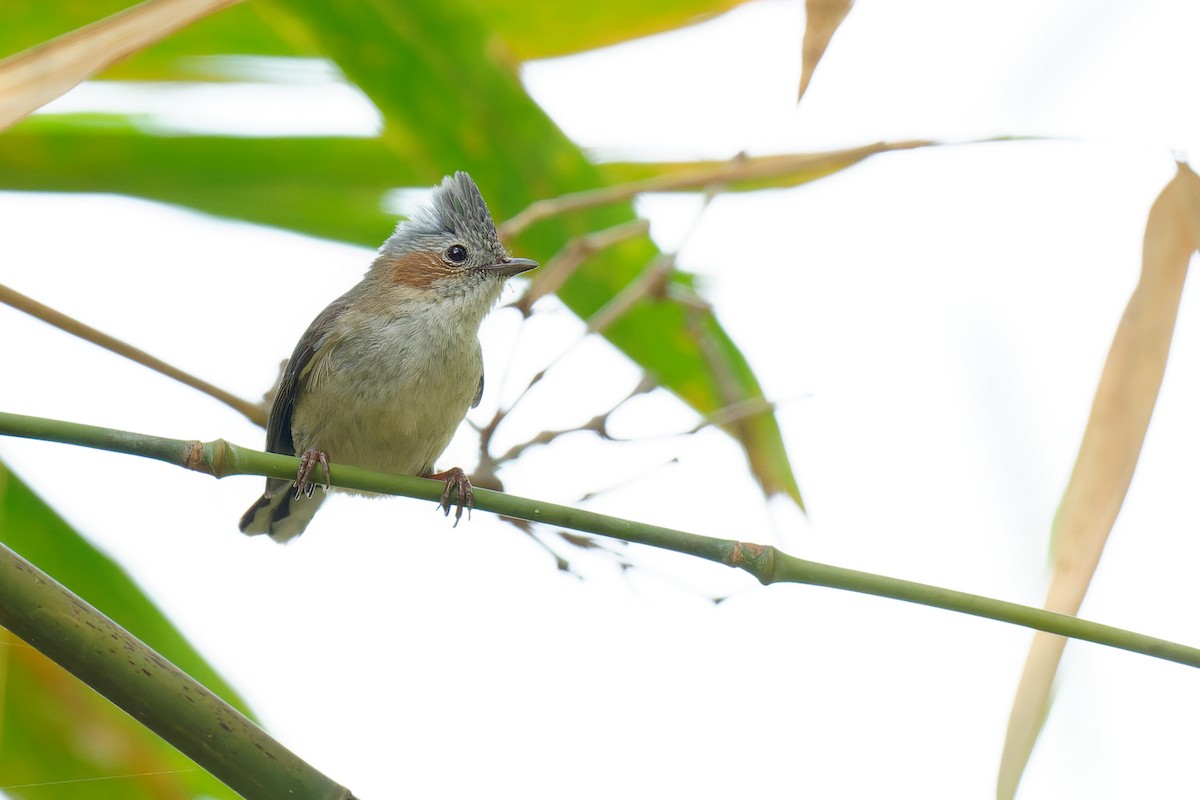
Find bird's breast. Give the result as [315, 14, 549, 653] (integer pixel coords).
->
[289, 306, 482, 477]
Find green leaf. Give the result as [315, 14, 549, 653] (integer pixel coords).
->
[0, 0, 755, 81]
[0, 460, 244, 799]
[0, 1, 303, 82]
[474, 0, 754, 60]
[0, 115, 404, 245]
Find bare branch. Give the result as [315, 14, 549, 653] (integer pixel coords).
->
[498, 141, 935, 238]
[578, 457, 680, 502]
[585, 254, 676, 335]
[512, 219, 650, 316]
[0, 283, 266, 426]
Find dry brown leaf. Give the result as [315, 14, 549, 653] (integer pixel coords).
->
[0, 0, 242, 133]
[997, 162, 1200, 800]
[798, 0, 853, 102]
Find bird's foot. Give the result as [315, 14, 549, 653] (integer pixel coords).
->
[294, 448, 331, 499]
[426, 467, 472, 526]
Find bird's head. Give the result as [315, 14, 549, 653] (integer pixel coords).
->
[372, 172, 537, 312]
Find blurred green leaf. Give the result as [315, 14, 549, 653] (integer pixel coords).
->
[0, 117, 917, 245]
[0, 1, 302, 82]
[0, 460, 242, 799]
[0, 115, 403, 244]
[0, 0, 754, 81]
[476, 0, 751, 60]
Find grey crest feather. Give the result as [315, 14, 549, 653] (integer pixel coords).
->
[384, 171, 506, 263]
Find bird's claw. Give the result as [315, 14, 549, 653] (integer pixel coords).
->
[294, 447, 331, 500]
[427, 467, 472, 527]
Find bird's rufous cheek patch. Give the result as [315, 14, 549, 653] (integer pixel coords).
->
[389, 250, 451, 289]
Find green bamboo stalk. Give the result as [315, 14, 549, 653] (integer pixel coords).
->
[0, 539, 357, 800]
[2, 410, 1199, 670]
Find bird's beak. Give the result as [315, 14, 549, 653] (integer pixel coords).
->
[481, 257, 538, 277]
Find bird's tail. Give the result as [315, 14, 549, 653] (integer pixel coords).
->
[239, 480, 325, 543]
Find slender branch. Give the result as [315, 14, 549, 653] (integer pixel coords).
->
[492, 377, 653, 465]
[498, 141, 935, 238]
[1, 410, 1198, 670]
[688, 395, 781, 434]
[578, 457, 679, 502]
[511, 219, 650, 316]
[0, 540, 356, 800]
[494, 411, 611, 464]
[585, 253, 675, 335]
[0, 283, 267, 427]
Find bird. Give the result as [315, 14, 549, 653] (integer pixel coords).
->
[239, 171, 537, 542]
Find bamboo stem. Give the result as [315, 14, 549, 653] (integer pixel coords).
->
[1, 410, 1198, 670]
[0, 540, 356, 800]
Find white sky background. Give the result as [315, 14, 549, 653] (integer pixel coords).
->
[2, 0, 1200, 797]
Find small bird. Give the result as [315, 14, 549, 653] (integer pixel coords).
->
[240, 172, 536, 542]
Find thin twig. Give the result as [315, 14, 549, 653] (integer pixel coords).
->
[498, 140, 936, 238]
[688, 396, 783, 434]
[0, 283, 266, 427]
[683, 306, 744, 411]
[495, 412, 611, 464]
[578, 457, 680, 502]
[585, 178, 721, 335]
[512, 219, 650, 316]
[585, 254, 675, 335]
[492, 376, 655, 465]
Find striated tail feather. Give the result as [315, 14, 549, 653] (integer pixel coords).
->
[239, 482, 325, 543]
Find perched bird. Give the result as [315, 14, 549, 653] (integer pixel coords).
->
[240, 172, 537, 542]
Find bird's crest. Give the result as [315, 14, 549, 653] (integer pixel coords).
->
[400, 172, 503, 256]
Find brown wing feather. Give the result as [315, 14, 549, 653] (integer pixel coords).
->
[266, 299, 348, 456]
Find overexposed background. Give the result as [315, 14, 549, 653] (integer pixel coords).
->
[3, 1, 1200, 797]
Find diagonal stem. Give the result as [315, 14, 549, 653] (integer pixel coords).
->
[0, 283, 266, 426]
[0, 540, 357, 800]
[499, 141, 936, 237]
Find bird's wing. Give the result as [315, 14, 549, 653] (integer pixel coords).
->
[266, 299, 348, 457]
[472, 371, 484, 408]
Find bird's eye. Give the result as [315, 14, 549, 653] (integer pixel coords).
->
[445, 244, 468, 264]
